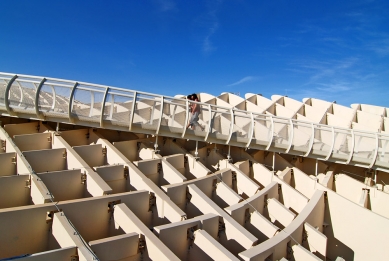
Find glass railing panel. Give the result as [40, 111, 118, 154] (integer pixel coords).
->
[0, 78, 8, 105]
[311, 125, 333, 158]
[251, 113, 272, 147]
[132, 93, 162, 131]
[38, 79, 74, 117]
[71, 84, 106, 122]
[272, 117, 292, 150]
[159, 97, 187, 134]
[208, 104, 231, 141]
[351, 131, 376, 166]
[102, 89, 135, 128]
[7, 76, 40, 112]
[230, 110, 252, 144]
[330, 128, 353, 162]
[376, 134, 389, 169]
[290, 119, 312, 154]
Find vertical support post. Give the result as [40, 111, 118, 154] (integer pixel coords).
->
[346, 130, 355, 164]
[226, 108, 234, 144]
[285, 119, 294, 153]
[34, 77, 46, 119]
[156, 96, 164, 135]
[272, 152, 276, 175]
[100, 87, 110, 127]
[204, 104, 212, 141]
[324, 126, 335, 161]
[265, 115, 274, 151]
[245, 112, 254, 148]
[227, 145, 232, 162]
[195, 140, 199, 158]
[315, 159, 318, 177]
[68, 82, 78, 123]
[129, 91, 137, 131]
[5, 75, 18, 115]
[182, 99, 189, 138]
[154, 135, 159, 158]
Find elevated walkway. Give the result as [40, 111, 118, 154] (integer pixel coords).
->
[1, 72, 388, 172]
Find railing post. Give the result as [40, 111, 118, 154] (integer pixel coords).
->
[100, 87, 110, 127]
[34, 77, 46, 119]
[182, 99, 189, 138]
[245, 112, 254, 148]
[204, 104, 212, 141]
[68, 82, 78, 123]
[155, 96, 164, 135]
[129, 91, 137, 131]
[304, 123, 315, 157]
[346, 130, 355, 164]
[369, 133, 379, 169]
[265, 115, 274, 151]
[325, 126, 335, 161]
[285, 119, 294, 153]
[226, 108, 234, 144]
[4, 75, 18, 115]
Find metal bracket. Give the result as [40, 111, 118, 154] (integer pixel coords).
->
[244, 208, 251, 224]
[11, 156, 16, 165]
[1, 140, 5, 151]
[63, 150, 67, 159]
[25, 178, 31, 188]
[81, 172, 87, 184]
[124, 166, 129, 180]
[138, 237, 146, 253]
[102, 147, 107, 156]
[108, 200, 121, 213]
[47, 136, 52, 143]
[157, 162, 162, 173]
[217, 220, 225, 238]
[264, 194, 268, 208]
[149, 193, 156, 211]
[184, 155, 188, 164]
[46, 209, 62, 224]
[70, 255, 79, 261]
[186, 187, 192, 204]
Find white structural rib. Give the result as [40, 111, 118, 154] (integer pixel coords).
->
[0, 72, 388, 172]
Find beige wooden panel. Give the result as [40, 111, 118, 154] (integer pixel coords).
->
[23, 148, 67, 173]
[303, 222, 327, 258]
[4, 122, 45, 137]
[188, 184, 258, 255]
[13, 133, 51, 152]
[114, 203, 180, 261]
[52, 212, 97, 261]
[94, 164, 130, 194]
[37, 169, 85, 201]
[0, 152, 16, 177]
[59, 191, 150, 242]
[267, 198, 296, 228]
[59, 129, 90, 147]
[15, 247, 77, 261]
[73, 144, 105, 168]
[192, 229, 240, 261]
[154, 213, 219, 260]
[0, 175, 31, 209]
[291, 244, 322, 261]
[89, 232, 139, 261]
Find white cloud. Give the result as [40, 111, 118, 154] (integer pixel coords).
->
[227, 76, 257, 87]
[155, 0, 176, 12]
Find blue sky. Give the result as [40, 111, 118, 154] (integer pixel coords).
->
[1, 0, 388, 107]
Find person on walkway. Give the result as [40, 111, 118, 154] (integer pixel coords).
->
[186, 93, 204, 131]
